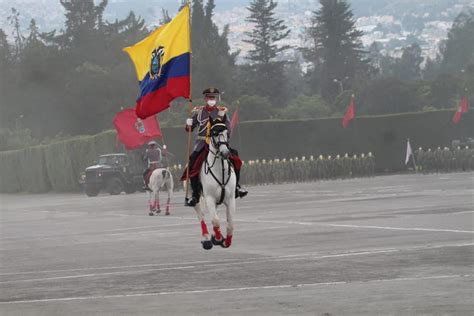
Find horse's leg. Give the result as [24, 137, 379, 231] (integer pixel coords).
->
[204, 195, 223, 246]
[223, 197, 236, 248]
[194, 203, 213, 250]
[148, 189, 154, 216]
[165, 176, 173, 215]
[154, 188, 161, 214]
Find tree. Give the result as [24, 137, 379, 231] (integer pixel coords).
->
[440, 10, 474, 74]
[303, 0, 368, 102]
[429, 73, 460, 109]
[394, 43, 423, 81]
[0, 28, 11, 74]
[359, 78, 421, 115]
[191, 0, 238, 101]
[422, 57, 440, 80]
[278, 95, 332, 119]
[243, 0, 290, 106]
[0, 28, 14, 129]
[7, 8, 25, 59]
[235, 95, 275, 121]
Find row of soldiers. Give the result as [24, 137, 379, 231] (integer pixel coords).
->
[241, 153, 375, 185]
[415, 146, 474, 173]
[168, 153, 376, 189]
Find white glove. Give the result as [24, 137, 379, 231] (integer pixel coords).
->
[186, 118, 193, 126]
[163, 144, 167, 150]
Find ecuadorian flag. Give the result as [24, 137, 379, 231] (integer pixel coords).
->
[123, 5, 190, 119]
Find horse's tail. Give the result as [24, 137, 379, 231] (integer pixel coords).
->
[160, 168, 174, 190]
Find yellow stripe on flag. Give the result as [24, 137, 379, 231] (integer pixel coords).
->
[123, 5, 190, 81]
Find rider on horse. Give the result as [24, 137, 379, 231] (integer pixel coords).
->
[143, 140, 164, 192]
[183, 87, 248, 207]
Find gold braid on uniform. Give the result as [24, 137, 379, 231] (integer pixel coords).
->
[205, 121, 211, 145]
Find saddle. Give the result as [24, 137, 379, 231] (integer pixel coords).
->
[180, 148, 242, 181]
[145, 162, 160, 184]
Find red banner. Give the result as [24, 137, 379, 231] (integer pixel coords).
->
[342, 95, 355, 128]
[113, 108, 161, 149]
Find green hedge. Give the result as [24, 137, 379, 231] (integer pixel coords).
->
[0, 149, 22, 193]
[0, 110, 472, 193]
[0, 131, 116, 193]
[44, 131, 116, 192]
[161, 109, 473, 173]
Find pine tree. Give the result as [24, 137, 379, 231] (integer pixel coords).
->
[440, 10, 474, 74]
[0, 29, 11, 73]
[303, 0, 367, 102]
[7, 8, 25, 59]
[422, 57, 440, 81]
[243, 0, 290, 106]
[190, 0, 237, 101]
[0, 28, 13, 128]
[395, 43, 423, 81]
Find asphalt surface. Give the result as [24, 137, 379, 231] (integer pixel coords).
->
[1, 173, 473, 315]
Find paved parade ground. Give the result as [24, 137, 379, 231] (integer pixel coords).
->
[1, 173, 473, 315]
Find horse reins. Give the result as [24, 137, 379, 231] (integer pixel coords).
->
[204, 125, 232, 205]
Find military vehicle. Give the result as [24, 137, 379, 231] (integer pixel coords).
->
[81, 153, 143, 197]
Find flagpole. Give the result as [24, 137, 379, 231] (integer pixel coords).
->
[235, 102, 246, 184]
[406, 138, 418, 172]
[409, 139, 418, 172]
[155, 114, 171, 168]
[350, 94, 358, 154]
[184, 0, 193, 205]
[411, 153, 418, 173]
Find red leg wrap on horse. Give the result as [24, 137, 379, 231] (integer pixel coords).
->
[224, 235, 233, 247]
[213, 226, 223, 240]
[200, 220, 209, 236]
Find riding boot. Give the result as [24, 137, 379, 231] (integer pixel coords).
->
[234, 168, 248, 198]
[143, 169, 152, 192]
[186, 176, 201, 207]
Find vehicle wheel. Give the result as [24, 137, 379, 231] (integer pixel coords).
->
[125, 184, 136, 194]
[106, 177, 124, 195]
[85, 185, 100, 197]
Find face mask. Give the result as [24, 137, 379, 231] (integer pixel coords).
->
[207, 99, 217, 107]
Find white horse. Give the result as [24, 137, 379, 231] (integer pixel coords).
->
[148, 167, 174, 216]
[192, 119, 236, 250]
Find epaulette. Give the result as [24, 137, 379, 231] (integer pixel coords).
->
[191, 106, 203, 114]
[217, 106, 228, 116]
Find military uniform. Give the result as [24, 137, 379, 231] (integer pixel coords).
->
[184, 87, 247, 206]
[186, 104, 230, 152]
[142, 141, 164, 190]
[143, 147, 163, 168]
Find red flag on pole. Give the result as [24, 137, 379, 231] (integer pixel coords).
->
[342, 95, 355, 128]
[230, 107, 240, 132]
[113, 108, 161, 149]
[452, 96, 469, 124]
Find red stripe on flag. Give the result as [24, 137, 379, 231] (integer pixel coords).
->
[135, 76, 190, 119]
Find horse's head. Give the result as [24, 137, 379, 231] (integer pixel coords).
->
[209, 118, 230, 159]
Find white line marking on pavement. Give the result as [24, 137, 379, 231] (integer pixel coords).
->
[0, 266, 196, 284]
[240, 219, 474, 234]
[1, 243, 472, 280]
[323, 223, 474, 234]
[1, 274, 471, 305]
